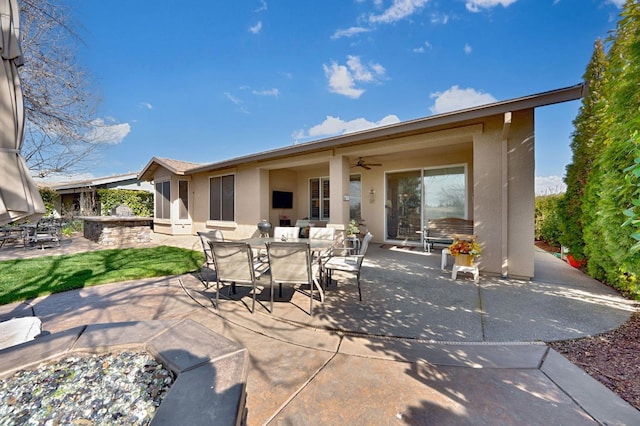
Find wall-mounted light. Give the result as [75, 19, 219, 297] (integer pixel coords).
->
[369, 188, 375, 203]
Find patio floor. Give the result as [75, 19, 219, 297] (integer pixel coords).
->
[0, 234, 638, 424]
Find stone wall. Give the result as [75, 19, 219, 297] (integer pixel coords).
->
[83, 219, 152, 245]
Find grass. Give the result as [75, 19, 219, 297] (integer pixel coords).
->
[0, 246, 205, 305]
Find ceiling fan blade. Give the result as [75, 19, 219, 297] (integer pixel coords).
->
[363, 165, 371, 170]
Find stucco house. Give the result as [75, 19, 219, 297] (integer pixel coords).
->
[139, 84, 585, 279]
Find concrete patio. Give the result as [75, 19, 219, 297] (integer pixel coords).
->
[0, 234, 638, 424]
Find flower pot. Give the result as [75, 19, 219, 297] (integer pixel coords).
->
[567, 254, 585, 268]
[454, 254, 473, 267]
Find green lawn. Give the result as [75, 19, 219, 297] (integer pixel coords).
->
[0, 246, 205, 305]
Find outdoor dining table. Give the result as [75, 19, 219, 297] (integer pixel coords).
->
[241, 237, 337, 301]
[241, 237, 335, 253]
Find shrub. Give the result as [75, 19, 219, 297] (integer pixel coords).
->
[535, 194, 563, 248]
[97, 189, 153, 217]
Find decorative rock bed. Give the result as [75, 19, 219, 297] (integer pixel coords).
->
[0, 319, 248, 426]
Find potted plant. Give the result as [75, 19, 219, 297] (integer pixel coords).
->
[448, 237, 482, 266]
[346, 219, 361, 237]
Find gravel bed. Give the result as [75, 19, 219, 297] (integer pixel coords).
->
[0, 351, 173, 425]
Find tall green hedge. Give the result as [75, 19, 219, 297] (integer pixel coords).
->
[97, 189, 153, 217]
[558, 39, 606, 261]
[575, 1, 640, 299]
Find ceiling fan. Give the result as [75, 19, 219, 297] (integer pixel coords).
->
[352, 157, 382, 170]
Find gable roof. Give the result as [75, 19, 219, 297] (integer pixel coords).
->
[138, 157, 202, 181]
[139, 84, 585, 180]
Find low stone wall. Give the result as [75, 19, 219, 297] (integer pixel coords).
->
[80, 217, 153, 245]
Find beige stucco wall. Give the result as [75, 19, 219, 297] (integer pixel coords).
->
[473, 110, 534, 278]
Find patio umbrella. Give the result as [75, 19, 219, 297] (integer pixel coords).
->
[0, 0, 44, 225]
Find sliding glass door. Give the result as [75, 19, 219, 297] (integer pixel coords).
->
[386, 166, 466, 243]
[386, 171, 422, 241]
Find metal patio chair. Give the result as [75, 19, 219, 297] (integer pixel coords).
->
[197, 230, 224, 288]
[323, 232, 373, 301]
[209, 241, 263, 313]
[266, 241, 323, 316]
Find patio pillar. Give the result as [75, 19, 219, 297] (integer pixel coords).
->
[329, 156, 350, 226]
[236, 167, 270, 226]
[473, 110, 535, 279]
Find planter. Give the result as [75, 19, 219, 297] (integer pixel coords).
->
[454, 254, 473, 267]
[567, 254, 586, 268]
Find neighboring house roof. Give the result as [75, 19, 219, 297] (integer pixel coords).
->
[138, 84, 586, 181]
[47, 173, 152, 194]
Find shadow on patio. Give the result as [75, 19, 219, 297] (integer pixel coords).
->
[192, 244, 635, 344]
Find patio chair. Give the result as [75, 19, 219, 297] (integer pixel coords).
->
[322, 232, 373, 301]
[266, 241, 323, 316]
[273, 226, 300, 241]
[209, 241, 263, 313]
[27, 219, 61, 250]
[197, 230, 224, 288]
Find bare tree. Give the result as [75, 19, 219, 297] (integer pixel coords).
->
[18, 0, 113, 177]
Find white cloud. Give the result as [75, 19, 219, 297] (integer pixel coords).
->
[369, 0, 429, 24]
[294, 114, 400, 141]
[139, 102, 153, 110]
[249, 21, 262, 34]
[413, 41, 432, 53]
[331, 26, 371, 40]
[323, 55, 386, 99]
[84, 118, 131, 145]
[252, 88, 280, 97]
[464, 43, 472, 54]
[254, 0, 267, 12]
[606, 0, 625, 7]
[224, 92, 249, 113]
[430, 12, 450, 24]
[535, 176, 566, 195]
[429, 85, 497, 114]
[466, 0, 517, 13]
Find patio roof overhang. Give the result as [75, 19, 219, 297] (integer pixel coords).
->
[138, 83, 585, 180]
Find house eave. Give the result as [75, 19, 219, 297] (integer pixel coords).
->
[185, 83, 584, 175]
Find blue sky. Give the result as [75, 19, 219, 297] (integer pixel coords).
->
[57, 0, 624, 193]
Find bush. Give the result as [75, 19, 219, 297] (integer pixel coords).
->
[97, 189, 153, 217]
[535, 194, 563, 247]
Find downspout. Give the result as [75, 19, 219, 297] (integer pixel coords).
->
[501, 112, 511, 278]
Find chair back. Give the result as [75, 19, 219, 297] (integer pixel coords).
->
[357, 232, 373, 264]
[273, 226, 300, 240]
[309, 227, 335, 241]
[209, 241, 256, 284]
[198, 230, 224, 265]
[266, 242, 312, 284]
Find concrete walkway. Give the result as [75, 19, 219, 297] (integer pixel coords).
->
[0, 235, 638, 424]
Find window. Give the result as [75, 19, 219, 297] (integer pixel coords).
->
[178, 180, 189, 220]
[155, 181, 171, 219]
[210, 175, 235, 221]
[422, 166, 466, 220]
[349, 174, 361, 222]
[310, 177, 330, 221]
